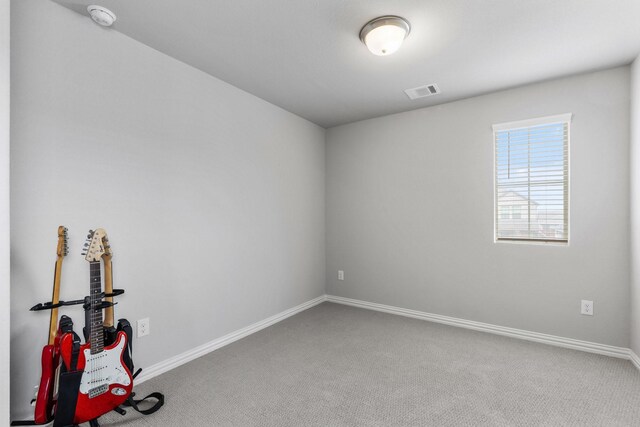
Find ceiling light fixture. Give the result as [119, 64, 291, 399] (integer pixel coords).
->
[87, 5, 117, 27]
[359, 16, 411, 56]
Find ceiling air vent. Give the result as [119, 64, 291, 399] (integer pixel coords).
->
[404, 84, 441, 100]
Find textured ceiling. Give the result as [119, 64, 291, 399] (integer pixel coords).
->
[54, 0, 640, 128]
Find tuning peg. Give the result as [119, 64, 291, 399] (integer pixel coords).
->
[83, 243, 89, 247]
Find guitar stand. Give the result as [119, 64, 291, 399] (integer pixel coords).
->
[28, 290, 125, 427]
[30, 289, 125, 312]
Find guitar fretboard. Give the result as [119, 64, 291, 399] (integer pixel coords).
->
[89, 261, 104, 354]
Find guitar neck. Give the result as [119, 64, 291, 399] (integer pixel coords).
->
[89, 261, 104, 354]
[47, 257, 64, 345]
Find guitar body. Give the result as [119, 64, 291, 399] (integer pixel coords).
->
[34, 344, 59, 424]
[59, 331, 133, 424]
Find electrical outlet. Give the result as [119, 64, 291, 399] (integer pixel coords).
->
[137, 317, 150, 337]
[581, 300, 593, 316]
[338, 270, 344, 281]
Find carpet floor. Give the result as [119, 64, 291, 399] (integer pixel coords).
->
[95, 302, 640, 426]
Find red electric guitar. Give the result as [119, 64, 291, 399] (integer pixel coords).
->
[33, 226, 68, 424]
[58, 228, 133, 424]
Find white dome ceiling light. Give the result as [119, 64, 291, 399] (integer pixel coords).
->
[87, 5, 117, 27]
[359, 16, 411, 56]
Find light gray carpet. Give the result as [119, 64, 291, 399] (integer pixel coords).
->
[95, 302, 640, 426]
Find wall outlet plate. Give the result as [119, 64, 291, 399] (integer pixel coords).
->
[137, 317, 150, 337]
[338, 270, 344, 281]
[581, 300, 593, 316]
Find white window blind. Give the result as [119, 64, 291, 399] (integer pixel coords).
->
[493, 114, 571, 243]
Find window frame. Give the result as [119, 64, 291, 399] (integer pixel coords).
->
[492, 113, 572, 245]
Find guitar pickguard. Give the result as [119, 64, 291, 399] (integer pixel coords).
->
[78, 334, 131, 396]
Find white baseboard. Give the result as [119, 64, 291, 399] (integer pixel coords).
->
[326, 295, 631, 360]
[630, 350, 640, 371]
[136, 294, 327, 385]
[134, 293, 640, 385]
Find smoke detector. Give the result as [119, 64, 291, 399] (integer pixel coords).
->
[404, 84, 441, 100]
[87, 5, 116, 27]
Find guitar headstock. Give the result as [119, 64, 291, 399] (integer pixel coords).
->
[82, 228, 107, 262]
[102, 232, 113, 260]
[56, 226, 69, 258]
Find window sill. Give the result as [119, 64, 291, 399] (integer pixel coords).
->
[495, 238, 568, 246]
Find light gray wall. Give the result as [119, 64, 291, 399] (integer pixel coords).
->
[326, 67, 630, 347]
[10, 0, 325, 419]
[631, 57, 640, 355]
[1, 0, 10, 423]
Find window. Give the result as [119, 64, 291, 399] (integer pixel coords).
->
[499, 206, 510, 220]
[511, 205, 522, 220]
[493, 114, 571, 243]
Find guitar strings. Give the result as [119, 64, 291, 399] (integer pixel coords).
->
[90, 261, 93, 391]
[91, 261, 96, 391]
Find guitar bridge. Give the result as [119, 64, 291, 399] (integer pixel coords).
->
[88, 384, 109, 398]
